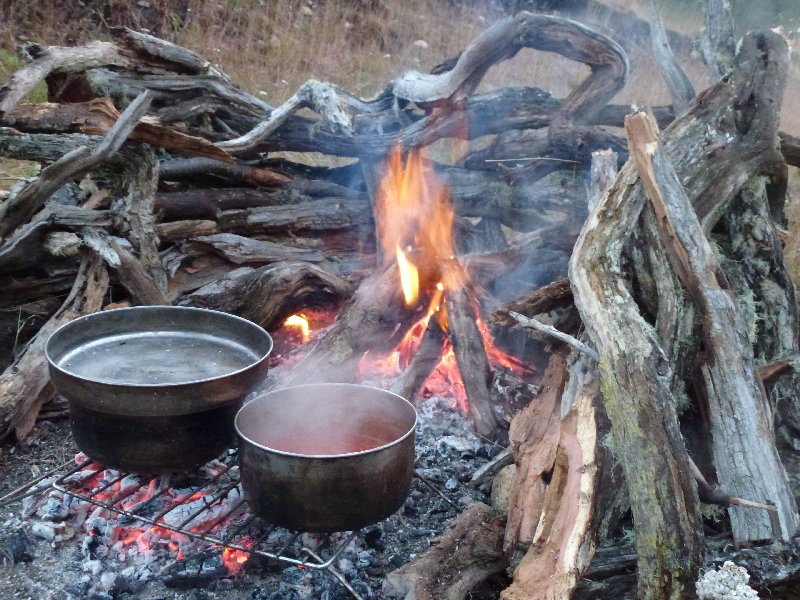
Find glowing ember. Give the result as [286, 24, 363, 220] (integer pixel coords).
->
[283, 314, 310, 343]
[221, 546, 250, 573]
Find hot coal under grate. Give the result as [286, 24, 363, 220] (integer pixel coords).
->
[14, 455, 365, 599]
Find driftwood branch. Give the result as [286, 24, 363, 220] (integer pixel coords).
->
[508, 311, 598, 361]
[648, 1, 695, 115]
[627, 110, 798, 542]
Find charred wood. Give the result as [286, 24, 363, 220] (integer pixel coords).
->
[389, 315, 446, 402]
[444, 262, 500, 440]
[181, 261, 352, 331]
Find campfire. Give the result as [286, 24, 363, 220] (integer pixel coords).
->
[2, 2, 800, 600]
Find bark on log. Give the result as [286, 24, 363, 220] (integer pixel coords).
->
[0, 254, 108, 441]
[627, 111, 798, 542]
[569, 129, 703, 598]
[383, 502, 507, 600]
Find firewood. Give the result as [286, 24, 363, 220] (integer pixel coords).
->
[570, 125, 704, 598]
[647, 1, 695, 115]
[181, 261, 352, 330]
[444, 262, 500, 440]
[0, 254, 108, 441]
[178, 233, 324, 265]
[3, 99, 233, 162]
[502, 351, 601, 600]
[389, 314, 446, 401]
[627, 111, 798, 542]
[155, 220, 219, 244]
[0, 90, 151, 242]
[274, 263, 418, 388]
[383, 502, 507, 600]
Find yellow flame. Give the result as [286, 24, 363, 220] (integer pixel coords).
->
[284, 314, 310, 342]
[396, 246, 420, 306]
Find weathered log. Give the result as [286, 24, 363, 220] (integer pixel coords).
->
[179, 261, 352, 330]
[383, 502, 507, 600]
[647, 1, 695, 116]
[219, 197, 373, 236]
[177, 233, 324, 265]
[0, 205, 111, 273]
[0, 254, 108, 441]
[628, 111, 798, 542]
[155, 220, 218, 244]
[159, 157, 289, 186]
[569, 123, 703, 598]
[701, 0, 736, 80]
[115, 144, 166, 293]
[0, 90, 151, 242]
[2, 99, 233, 162]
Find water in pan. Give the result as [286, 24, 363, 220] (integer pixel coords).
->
[56, 332, 260, 385]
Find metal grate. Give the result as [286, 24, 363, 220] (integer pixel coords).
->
[36, 458, 364, 599]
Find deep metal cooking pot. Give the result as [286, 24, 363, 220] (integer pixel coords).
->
[236, 383, 417, 532]
[46, 306, 273, 472]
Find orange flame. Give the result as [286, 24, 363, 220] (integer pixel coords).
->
[376, 147, 457, 307]
[284, 314, 310, 343]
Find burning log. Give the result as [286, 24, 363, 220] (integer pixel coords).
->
[444, 271, 500, 440]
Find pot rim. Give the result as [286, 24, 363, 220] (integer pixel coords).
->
[235, 382, 417, 459]
[45, 305, 273, 389]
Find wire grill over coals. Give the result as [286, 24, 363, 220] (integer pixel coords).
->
[20, 457, 364, 599]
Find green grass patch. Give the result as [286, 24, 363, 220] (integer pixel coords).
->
[0, 48, 48, 103]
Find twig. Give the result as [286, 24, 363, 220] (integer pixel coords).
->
[0, 458, 74, 507]
[508, 311, 599, 361]
[484, 157, 580, 163]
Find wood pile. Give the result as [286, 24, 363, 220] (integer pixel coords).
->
[1, 5, 800, 599]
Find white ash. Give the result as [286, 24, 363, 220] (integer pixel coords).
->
[696, 561, 759, 600]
